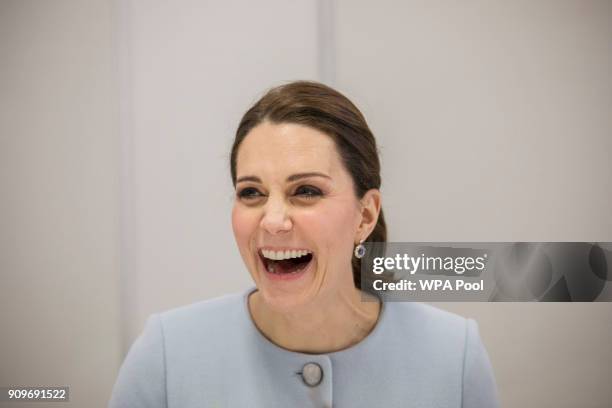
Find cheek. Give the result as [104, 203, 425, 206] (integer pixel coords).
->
[231, 205, 257, 250]
[299, 202, 360, 248]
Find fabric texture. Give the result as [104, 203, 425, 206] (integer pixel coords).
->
[109, 288, 499, 408]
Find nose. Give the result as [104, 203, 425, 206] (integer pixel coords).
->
[260, 197, 292, 235]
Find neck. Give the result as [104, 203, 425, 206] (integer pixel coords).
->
[248, 286, 381, 354]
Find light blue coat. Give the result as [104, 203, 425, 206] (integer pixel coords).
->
[109, 288, 499, 407]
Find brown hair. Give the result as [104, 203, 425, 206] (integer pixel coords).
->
[230, 80, 386, 288]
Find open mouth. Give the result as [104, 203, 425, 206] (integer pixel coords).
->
[259, 249, 314, 275]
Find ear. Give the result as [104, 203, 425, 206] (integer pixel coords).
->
[355, 189, 382, 243]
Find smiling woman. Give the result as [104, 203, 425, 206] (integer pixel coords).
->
[109, 81, 499, 408]
[231, 120, 382, 352]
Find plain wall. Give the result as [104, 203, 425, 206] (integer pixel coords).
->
[0, 1, 121, 407]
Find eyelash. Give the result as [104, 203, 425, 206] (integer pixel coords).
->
[294, 185, 323, 198]
[237, 185, 323, 201]
[237, 187, 263, 200]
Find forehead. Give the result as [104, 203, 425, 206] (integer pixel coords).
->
[235, 121, 344, 178]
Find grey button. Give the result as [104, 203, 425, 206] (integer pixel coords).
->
[301, 362, 323, 387]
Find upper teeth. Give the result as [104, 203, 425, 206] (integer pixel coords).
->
[261, 249, 311, 261]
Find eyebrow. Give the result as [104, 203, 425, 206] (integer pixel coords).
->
[235, 172, 331, 184]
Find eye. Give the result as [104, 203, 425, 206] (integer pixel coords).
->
[237, 187, 265, 201]
[294, 185, 322, 199]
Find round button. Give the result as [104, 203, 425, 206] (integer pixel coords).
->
[301, 362, 323, 387]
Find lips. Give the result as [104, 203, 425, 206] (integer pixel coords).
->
[258, 248, 314, 277]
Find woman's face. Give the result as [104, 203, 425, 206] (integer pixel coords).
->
[232, 121, 363, 310]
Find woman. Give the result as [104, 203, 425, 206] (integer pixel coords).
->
[109, 81, 499, 407]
